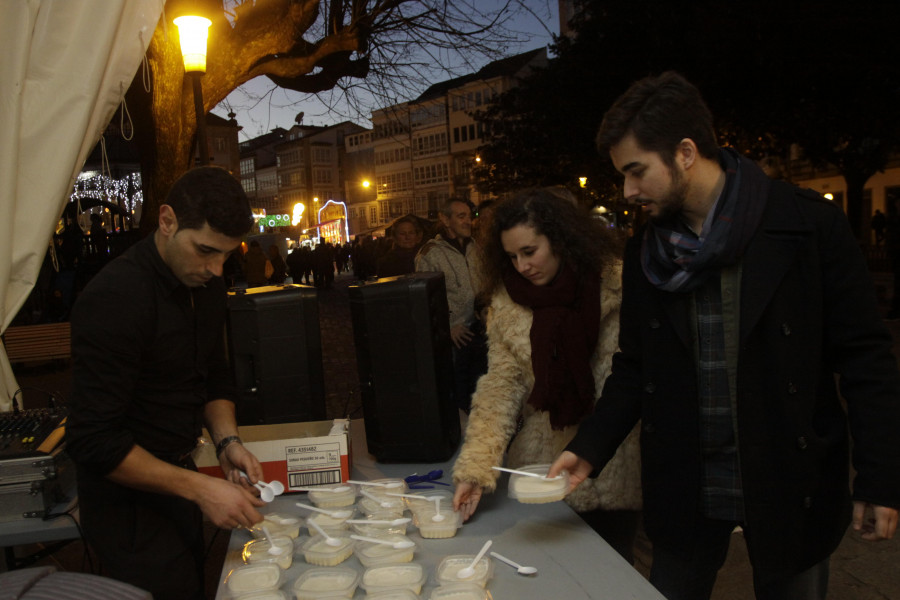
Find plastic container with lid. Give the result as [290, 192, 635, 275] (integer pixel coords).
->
[304, 509, 353, 536]
[353, 534, 417, 567]
[359, 478, 407, 501]
[292, 566, 360, 600]
[307, 482, 358, 508]
[364, 589, 420, 600]
[300, 533, 355, 566]
[359, 495, 406, 517]
[224, 563, 283, 596]
[401, 489, 454, 514]
[359, 562, 427, 595]
[507, 463, 569, 504]
[435, 554, 494, 588]
[412, 506, 462, 539]
[241, 536, 294, 570]
[428, 582, 490, 600]
[233, 589, 290, 600]
[349, 516, 410, 537]
[249, 513, 302, 540]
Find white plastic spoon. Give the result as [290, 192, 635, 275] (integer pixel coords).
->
[265, 479, 285, 496]
[361, 489, 399, 508]
[491, 466, 562, 480]
[431, 496, 446, 522]
[294, 485, 351, 493]
[307, 518, 343, 547]
[490, 551, 537, 575]
[261, 525, 285, 555]
[385, 492, 442, 502]
[457, 539, 492, 579]
[237, 470, 282, 501]
[349, 534, 415, 549]
[346, 479, 403, 488]
[295, 502, 353, 519]
[346, 518, 411, 526]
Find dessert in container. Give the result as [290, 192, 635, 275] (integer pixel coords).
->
[291, 566, 360, 600]
[304, 510, 353, 536]
[353, 534, 417, 567]
[359, 495, 406, 517]
[364, 589, 420, 600]
[428, 582, 490, 600]
[307, 483, 358, 508]
[350, 516, 410, 537]
[359, 562, 427, 595]
[435, 554, 494, 588]
[300, 533, 355, 566]
[411, 506, 462, 538]
[249, 513, 302, 540]
[232, 590, 289, 600]
[361, 478, 408, 500]
[241, 535, 294, 570]
[401, 489, 454, 514]
[224, 563, 283, 596]
[507, 463, 569, 504]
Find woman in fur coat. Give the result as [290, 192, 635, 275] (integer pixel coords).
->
[452, 187, 642, 562]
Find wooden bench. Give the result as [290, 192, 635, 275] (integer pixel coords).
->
[1, 322, 71, 365]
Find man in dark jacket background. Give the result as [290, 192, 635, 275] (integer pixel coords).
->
[551, 72, 900, 600]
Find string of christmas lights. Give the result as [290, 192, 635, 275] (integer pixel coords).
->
[69, 172, 143, 214]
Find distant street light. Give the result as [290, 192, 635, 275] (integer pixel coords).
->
[174, 15, 212, 166]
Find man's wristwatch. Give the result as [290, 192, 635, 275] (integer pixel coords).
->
[215, 435, 242, 458]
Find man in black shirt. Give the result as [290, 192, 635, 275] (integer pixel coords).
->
[67, 167, 265, 600]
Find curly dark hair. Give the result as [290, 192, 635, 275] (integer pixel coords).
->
[480, 187, 622, 300]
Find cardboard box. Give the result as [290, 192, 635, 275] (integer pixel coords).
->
[194, 419, 351, 492]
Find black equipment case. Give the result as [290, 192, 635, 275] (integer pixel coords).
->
[227, 284, 326, 425]
[349, 272, 460, 462]
[0, 409, 73, 522]
[0, 448, 74, 522]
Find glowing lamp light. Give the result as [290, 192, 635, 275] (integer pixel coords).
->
[174, 16, 212, 73]
[362, 180, 371, 188]
[292, 202, 305, 226]
[579, 177, 588, 188]
[823, 193, 834, 201]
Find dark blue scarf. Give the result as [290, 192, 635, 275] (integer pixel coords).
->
[641, 148, 770, 292]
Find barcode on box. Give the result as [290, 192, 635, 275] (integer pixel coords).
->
[289, 469, 343, 487]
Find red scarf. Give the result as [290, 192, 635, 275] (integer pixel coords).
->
[503, 264, 602, 429]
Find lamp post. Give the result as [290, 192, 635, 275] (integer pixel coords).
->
[174, 15, 212, 166]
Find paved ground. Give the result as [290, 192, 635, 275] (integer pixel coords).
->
[6, 270, 900, 599]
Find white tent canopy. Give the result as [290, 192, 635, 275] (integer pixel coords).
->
[0, 0, 165, 410]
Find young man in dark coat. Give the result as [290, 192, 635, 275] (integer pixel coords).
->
[551, 72, 900, 600]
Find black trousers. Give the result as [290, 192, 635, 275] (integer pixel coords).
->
[78, 466, 206, 600]
[649, 516, 829, 600]
[578, 508, 640, 565]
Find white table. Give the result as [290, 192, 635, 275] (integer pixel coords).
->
[215, 419, 664, 599]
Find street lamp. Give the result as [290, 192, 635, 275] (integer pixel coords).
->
[174, 14, 212, 166]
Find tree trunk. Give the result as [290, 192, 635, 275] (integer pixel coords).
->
[131, 21, 201, 237]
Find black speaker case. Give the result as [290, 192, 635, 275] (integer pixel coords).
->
[227, 284, 326, 425]
[349, 272, 460, 463]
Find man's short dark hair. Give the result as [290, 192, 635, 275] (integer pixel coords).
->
[165, 166, 254, 237]
[596, 71, 719, 166]
[440, 197, 473, 219]
[392, 215, 423, 234]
